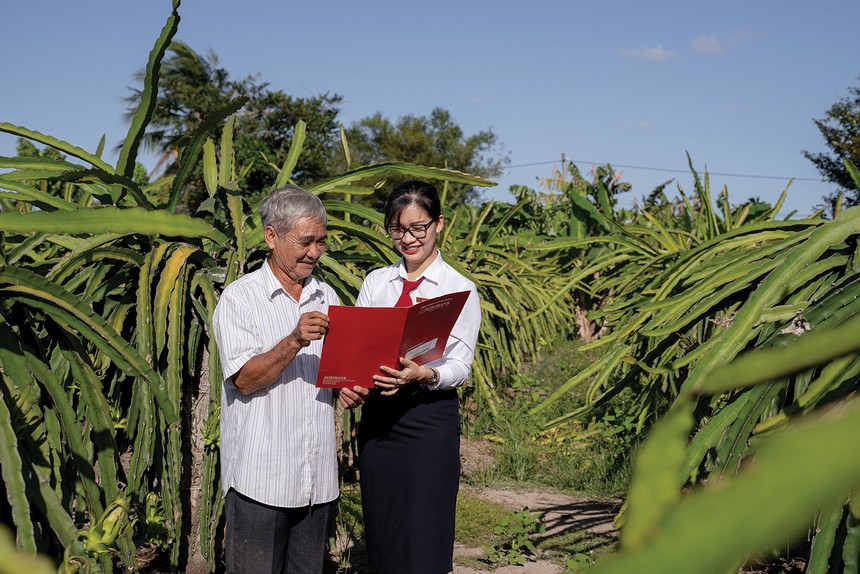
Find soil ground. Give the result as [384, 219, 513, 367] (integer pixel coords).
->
[331, 437, 807, 574]
[333, 482, 622, 574]
[452, 486, 621, 574]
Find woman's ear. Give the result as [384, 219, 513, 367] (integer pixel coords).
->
[435, 214, 444, 233]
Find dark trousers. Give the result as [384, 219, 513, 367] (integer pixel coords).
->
[225, 489, 332, 574]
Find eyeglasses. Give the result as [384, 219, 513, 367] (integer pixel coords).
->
[386, 219, 437, 239]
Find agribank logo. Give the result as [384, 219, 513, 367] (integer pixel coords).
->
[418, 298, 451, 314]
[322, 375, 352, 385]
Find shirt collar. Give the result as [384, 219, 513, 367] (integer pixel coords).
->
[394, 249, 444, 284]
[262, 259, 323, 303]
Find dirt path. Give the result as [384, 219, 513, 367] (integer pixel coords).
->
[463, 486, 622, 536]
[333, 484, 621, 573]
[453, 486, 621, 574]
[452, 487, 806, 574]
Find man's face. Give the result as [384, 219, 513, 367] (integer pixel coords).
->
[265, 217, 327, 286]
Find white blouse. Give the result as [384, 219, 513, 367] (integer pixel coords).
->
[355, 251, 481, 390]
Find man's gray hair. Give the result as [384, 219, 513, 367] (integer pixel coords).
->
[258, 184, 327, 234]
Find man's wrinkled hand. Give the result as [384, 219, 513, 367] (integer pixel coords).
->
[338, 386, 370, 409]
[291, 311, 329, 348]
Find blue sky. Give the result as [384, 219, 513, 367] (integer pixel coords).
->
[2, 1, 858, 217]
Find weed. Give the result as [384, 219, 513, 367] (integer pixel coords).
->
[455, 492, 512, 547]
[329, 483, 364, 572]
[462, 337, 639, 498]
[481, 508, 546, 566]
[562, 551, 596, 573]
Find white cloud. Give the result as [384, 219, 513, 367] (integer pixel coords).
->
[620, 45, 679, 62]
[692, 35, 723, 54]
[467, 96, 485, 105]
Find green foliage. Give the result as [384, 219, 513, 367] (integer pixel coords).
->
[587, 326, 860, 573]
[454, 493, 512, 547]
[513, 164, 642, 343]
[329, 483, 363, 573]
[482, 508, 546, 566]
[343, 107, 510, 205]
[124, 40, 345, 212]
[464, 338, 634, 497]
[530, 162, 807, 429]
[140, 493, 170, 551]
[434, 194, 585, 417]
[803, 76, 860, 211]
[57, 497, 133, 573]
[529, 162, 631, 239]
[498, 157, 860, 572]
[126, 42, 511, 213]
[0, 2, 513, 571]
[74, 497, 132, 557]
[548, 173, 860, 571]
[562, 552, 596, 574]
[0, 524, 54, 574]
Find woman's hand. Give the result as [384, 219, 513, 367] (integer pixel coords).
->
[373, 357, 435, 396]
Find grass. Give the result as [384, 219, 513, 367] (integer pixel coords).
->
[332, 486, 512, 550]
[462, 336, 637, 498]
[330, 485, 529, 572]
[455, 492, 512, 547]
[453, 493, 617, 572]
[540, 529, 617, 573]
[451, 335, 633, 570]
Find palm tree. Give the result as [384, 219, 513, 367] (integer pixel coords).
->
[122, 40, 243, 178]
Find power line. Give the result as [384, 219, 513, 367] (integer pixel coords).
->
[504, 157, 823, 183]
[504, 160, 559, 169]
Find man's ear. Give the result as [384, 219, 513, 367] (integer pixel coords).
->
[264, 225, 278, 249]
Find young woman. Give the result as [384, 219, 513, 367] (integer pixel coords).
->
[355, 180, 481, 574]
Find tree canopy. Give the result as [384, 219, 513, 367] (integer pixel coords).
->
[123, 40, 343, 209]
[343, 108, 509, 205]
[124, 42, 508, 210]
[802, 76, 860, 212]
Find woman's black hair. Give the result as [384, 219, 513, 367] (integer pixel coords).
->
[384, 180, 442, 228]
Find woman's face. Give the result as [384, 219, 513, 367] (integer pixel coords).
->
[390, 203, 443, 269]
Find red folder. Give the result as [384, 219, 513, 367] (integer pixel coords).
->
[315, 290, 470, 388]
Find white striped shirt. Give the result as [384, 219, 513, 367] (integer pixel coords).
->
[356, 251, 481, 389]
[213, 260, 339, 508]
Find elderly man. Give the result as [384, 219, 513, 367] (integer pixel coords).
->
[213, 185, 366, 573]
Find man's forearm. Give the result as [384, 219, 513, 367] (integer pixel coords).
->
[232, 334, 304, 394]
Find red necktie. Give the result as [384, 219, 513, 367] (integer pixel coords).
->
[395, 277, 424, 307]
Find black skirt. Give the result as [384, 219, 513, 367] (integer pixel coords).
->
[357, 386, 460, 574]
